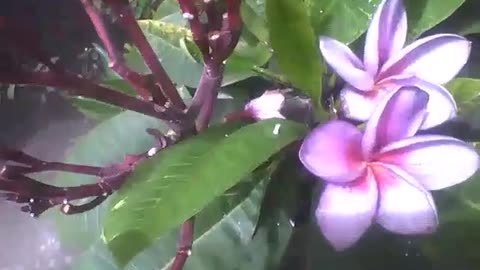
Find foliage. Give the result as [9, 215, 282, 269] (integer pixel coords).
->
[2, 0, 480, 270]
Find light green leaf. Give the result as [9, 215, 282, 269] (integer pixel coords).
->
[103, 119, 307, 267]
[266, 0, 323, 103]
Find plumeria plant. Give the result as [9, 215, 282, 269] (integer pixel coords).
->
[2, 0, 480, 269]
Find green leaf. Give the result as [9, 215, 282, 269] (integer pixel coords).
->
[223, 40, 272, 86]
[446, 77, 480, 126]
[70, 168, 292, 270]
[266, 0, 323, 103]
[103, 119, 307, 267]
[241, 0, 269, 42]
[153, 0, 184, 25]
[307, 0, 381, 44]
[405, 0, 465, 40]
[434, 1, 480, 36]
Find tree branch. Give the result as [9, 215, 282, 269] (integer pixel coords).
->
[105, 0, 186, 110]
[0, 70, 184, 132]
[0, 129, 172, 217]
[80, 0, 166, 104]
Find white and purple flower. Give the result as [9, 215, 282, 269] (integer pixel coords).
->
[298, 87, 479, 251]
[244, 90, 286, 120]
[320, 0, 471, 129]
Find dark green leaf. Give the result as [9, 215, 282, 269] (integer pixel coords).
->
[308, 0, 381, 44]
[103, 119, 307, 267]
[432, 1, 480, 35]
[405, 0, 464, 40]
[266, 0, 323, 103]
[223, 40, 272, 85]
[421, 172, 480, 268]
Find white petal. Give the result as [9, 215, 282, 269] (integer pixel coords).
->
[319, 37, 374, 91]
[316, 171, 378, 251]
[379, 34, 471, 84]
[372, 163, 438, 234]
[340, 85, 391, 122]
[362, 87, 428, 156]
[364, 0, 407, 75]
[245, 90, 285, 120]
[381, 76, 457, 129]
[377, 135, 480, 190]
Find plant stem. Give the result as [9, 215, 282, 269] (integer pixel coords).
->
[169, 217, 194, 270]
[0, 70, 183, 131]
[170, 0, 242, 269]
[80, 0, 165, 103]
[106, 0, 186, 110]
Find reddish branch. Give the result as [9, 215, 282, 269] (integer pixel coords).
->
[0, 129, 171, 217]
[105, 0, 186, 110]
[80, 0, 162, 103]
[0, 70, 183, 131]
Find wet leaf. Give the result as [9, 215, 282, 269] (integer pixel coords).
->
[103, 119, 307, 267]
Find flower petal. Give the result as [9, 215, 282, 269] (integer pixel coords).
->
[299, 120, 366, 183]
[319, 36, 374, 91]
[377, 135, 480, 190]
[364, 0, 407, 75]
[245, 90, 286, 120]
[379, 34, 471, 84]
[340, 85, 391, 122]
[384, 77, 457, 129]
[362, 87, 428, 156]
[373, 164, 438, 234]
[316, 172, 377, 251]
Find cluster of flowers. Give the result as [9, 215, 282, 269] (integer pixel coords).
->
[246, 0, 480, 250]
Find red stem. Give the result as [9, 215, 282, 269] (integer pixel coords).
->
[169, 217, 194, 270]
[106, 0, 186, 110]
[80, 0, 162, 102]
[0, 70, 183, 131]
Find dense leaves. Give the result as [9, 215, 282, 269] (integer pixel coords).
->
[103, 119, 307, 266]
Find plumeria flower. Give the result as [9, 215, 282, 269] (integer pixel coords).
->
[244, 90, 286, 120]
[298, 87, 479, 251]
[319, 0, 471, 129]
